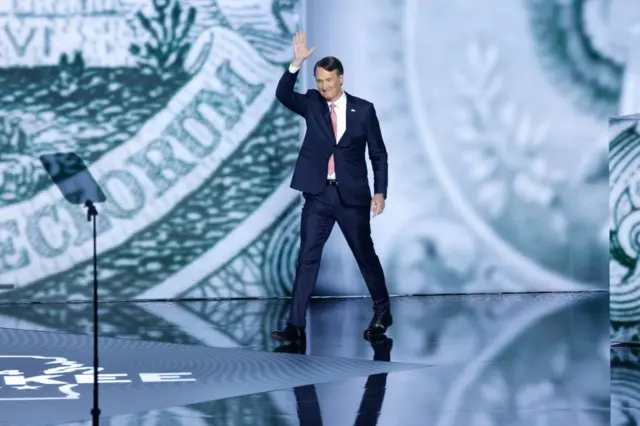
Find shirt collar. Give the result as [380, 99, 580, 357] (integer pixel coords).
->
[328, 91, 346, 109]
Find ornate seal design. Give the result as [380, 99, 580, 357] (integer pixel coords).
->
[609, 118, 640, 343]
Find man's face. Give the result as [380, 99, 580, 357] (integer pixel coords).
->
[315, 67, 343, 102]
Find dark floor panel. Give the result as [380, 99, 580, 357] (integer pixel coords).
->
[0, 329, 423, 426]
[0, 292, 616, 425]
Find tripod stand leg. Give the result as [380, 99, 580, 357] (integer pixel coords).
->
[87, 202, 100, 426]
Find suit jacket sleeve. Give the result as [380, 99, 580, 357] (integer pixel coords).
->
[275, 67, 308, 116]
[366, 104, 388, 198]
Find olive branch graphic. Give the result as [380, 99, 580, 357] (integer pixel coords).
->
[452, 41, 568, 239]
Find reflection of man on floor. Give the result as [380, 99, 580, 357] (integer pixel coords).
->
[275, 336, 392, 426]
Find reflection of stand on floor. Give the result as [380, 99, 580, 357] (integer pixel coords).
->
[39, 153, 107, 426]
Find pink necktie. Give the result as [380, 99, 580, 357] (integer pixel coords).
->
[328, 103, 337, 175]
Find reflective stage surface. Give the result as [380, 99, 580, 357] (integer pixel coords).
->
[0, 292, 619, 425]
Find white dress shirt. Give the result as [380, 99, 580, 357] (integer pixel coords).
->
[288, 64, 345, 180]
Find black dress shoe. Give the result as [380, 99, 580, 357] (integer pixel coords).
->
[271, 323, 306, 343]
[363, 313, 392, 339]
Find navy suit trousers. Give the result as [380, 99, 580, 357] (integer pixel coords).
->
[288, 184, 390, 327]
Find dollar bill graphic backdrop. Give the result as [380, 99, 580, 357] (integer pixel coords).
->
[0, 0, 304, 303]
[0, 0, 628, 303]
[609, 115, 640, 344]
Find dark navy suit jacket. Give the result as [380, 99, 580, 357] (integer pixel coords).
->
[275, 68, 388, 206]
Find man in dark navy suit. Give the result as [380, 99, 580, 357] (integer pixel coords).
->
[271, 31, 392, 342]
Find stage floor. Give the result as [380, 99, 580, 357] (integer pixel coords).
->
[0, 292, 619, 425]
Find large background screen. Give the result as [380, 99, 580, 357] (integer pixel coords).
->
[0, 0, 626, 304]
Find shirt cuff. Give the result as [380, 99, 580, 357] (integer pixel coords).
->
[288, 64, 300, 73]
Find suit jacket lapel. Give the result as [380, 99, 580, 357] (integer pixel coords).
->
[316, 91, 354, 144]
[317, 94, 336, 143]
[321, 103, 335, 142]
[340, 93, 355, 144]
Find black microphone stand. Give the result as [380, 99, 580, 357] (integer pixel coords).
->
[85, 200, 101, 426]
